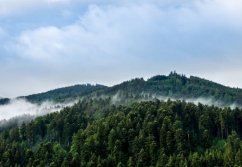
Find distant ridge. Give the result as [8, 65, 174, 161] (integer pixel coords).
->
[0, 72, 242, 107]
[1, 76, 242, 167]
[0, 84, 106, 105]
[96, 71, 242, 107]
[0, 98, 10, 105]
[20, 84, 107, 103]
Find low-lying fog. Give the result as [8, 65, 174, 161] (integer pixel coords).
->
[152, 96, 237, 108]
[0, 95, 240, 129]
[110, 93, 239, 109]
[0, 99, 77, 128]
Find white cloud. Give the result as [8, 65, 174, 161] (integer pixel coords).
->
[8, 1, 242, 61]
[1, 0, 242, 97]
[195, 0, 242, 29]
[12, 26, 64, 60]
[10, 4, 163, 61]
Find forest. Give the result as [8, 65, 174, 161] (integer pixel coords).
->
[1, 72, 242, 107]
[1, 98, 242, 166]
[101, 72, 242, 107]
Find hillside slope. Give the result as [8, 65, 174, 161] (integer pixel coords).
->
[1, 99, 242, 166]
[21, 84, 107, 103]
[1, 72, 242, 107]
[0, 84, 107, 105]
[98, 72, 242, 106]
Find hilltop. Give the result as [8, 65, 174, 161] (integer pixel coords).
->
[1, 72, 242, 107]
[1, 72, 242, 166]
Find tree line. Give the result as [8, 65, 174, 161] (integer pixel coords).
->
[1, 72, 242, 107]
[1, 98, 242, 166]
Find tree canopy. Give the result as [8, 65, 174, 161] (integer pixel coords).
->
[1, 98, 242, 166]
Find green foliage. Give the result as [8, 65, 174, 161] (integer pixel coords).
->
[102, 71, 242, 107]
[22, 84, 107, 103]
[1, 98, 242, 166]
[2, 72, 242, 107]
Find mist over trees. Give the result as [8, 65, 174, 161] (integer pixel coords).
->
[1, 98, 242, 166]
[1, 72, 242, 108]
[1, 72, 242, 166]
[0, 84, 106, 106]
[100, 72, 242, 107]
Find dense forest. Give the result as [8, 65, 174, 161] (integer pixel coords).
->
[22, 84, 107, 103]
[1, 72, 242, 107]
[100, 72, 242, 107]
[1, 98, 242, 166]
[0, 84, 106, 105]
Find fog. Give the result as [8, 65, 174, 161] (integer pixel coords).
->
[154, 95, 240, 109]
[0, 114, 35, 130]
[0, 93, 240, 129]
[0, 99, 77, 128]
[109, 92, 240, 109]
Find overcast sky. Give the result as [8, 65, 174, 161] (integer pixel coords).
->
[0, 0, 242, 98]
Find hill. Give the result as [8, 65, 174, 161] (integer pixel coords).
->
[1, 72, 242, 166]
[96, 71, 242, 107]
[0, 84, 107, 105]
[22, 83, 107, 103]
[1, 72, 242, 107]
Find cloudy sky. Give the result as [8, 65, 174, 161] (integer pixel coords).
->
[0, 0, 242, 98]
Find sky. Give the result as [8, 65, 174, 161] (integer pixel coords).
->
[0, 0, 242, 98]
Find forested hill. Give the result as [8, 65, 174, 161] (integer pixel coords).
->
[98, 72, 242, 107]
[1, 72, 242, 106]
[0, 98, 10, 105]
[0, 84, 107, 105]
[1, 98, 242, 166]
[21, 84, 107, 103]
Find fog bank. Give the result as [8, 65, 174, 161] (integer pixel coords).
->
[0, 99, 77, 126]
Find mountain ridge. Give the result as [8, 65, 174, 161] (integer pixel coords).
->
[96, 72, 242, 107]
[1, 74, 242, 166]
[1, 72, 242, 107]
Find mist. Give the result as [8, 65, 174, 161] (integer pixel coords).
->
[158, 96, 239, 109]
[108, 92, 240, 109]
[0, 98, 77, 128]
[0, 93, 240, 130]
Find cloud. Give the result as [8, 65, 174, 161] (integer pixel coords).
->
[8, 1, 242, 64]
[196, 0, 242, 23]
[1, 0, 242, 97]
[9, 4, 163, 63]
[12, 26, 64, 60]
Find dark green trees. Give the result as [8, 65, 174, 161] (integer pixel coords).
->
[1, 99, 242, 166]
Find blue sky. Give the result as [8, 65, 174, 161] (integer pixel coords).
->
[0, 0, 242, 98]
